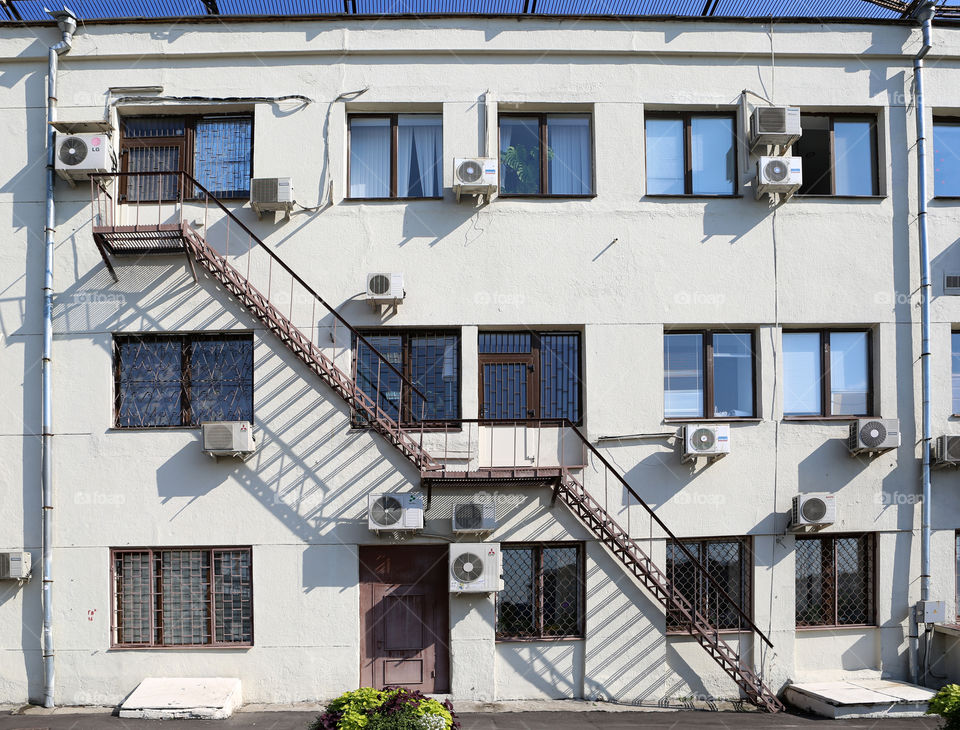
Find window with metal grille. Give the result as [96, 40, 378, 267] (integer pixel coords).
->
[354, 330, 460, 424]
[496, 543, 583, 640]
[478, 332, 581, 423]
[664, 331, 756, 419]
[114, 333, 253, 428]
[120, 115, 253, 201]
[795, 533, 875, 628]
[665, 537, 752, 632]
[111, 547, 253, 648]
[956, 531, 959, 620]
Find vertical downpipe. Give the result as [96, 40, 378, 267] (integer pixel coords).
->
[42, 8, 75, 709]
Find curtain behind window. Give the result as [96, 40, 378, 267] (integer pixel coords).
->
[398, 115, 442, 198]
[350, 118, 390, 198]
[548, 116, 591, 195]
[194, 117, 253, 198]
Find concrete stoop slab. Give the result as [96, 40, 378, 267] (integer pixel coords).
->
[119, 677, 242, 720]
[785, 679, 934, 719]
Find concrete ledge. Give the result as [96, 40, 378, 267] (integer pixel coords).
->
[119, 677, 242, 720]
[785, 679, 934, 719]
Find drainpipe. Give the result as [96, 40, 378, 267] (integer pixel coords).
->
[910, 0, 935, 688]
[42, 6, 76, 709]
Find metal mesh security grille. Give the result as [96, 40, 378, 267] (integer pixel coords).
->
[114, 334, 253, 428]
[665, 538, 751, 632]
[496, 544, 583, 639]
[796, 534, 874, 627]
[112, 548, 253, 647]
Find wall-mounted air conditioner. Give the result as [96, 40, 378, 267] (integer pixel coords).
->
[201, 421, 256, 458]
[750, 106, 802, 150]
[791, 493, 836, 529]
[682, 424, 730, 462]
[452, 502, 496, 533]
[366, 273, 404, 305]
[250, 177, 294, 220]
[55, 132, 114, 182]
[368, 493, 424, 532]
[0, 552, 32, 580]
[934, 435, 960, 467]
[449, 543, 503, 593]
[848, 418, 900, 455]
[453, 157, 498, 201]
[756, 156, 802, 198]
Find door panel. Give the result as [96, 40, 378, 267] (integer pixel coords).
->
[481, 362, 529, 419]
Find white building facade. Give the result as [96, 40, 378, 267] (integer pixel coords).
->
[1, 4, 960, 709]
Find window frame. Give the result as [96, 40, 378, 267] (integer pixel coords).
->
[781, 328, 874, 420]
[118, 114, 254, 202]
[495, 542, 585, 642]
[665, 536, 753, 635]
[663, 329, 759, 422]
[795, 533, 877, 630]
[956, 530, 960, 621]
[346, 113, 444, 201]
[113, 332, 255, 430]
[934, 117, 960, 199]
[793, 113, 880, 198]
[110, 546, 254, 649]
[497, 112, 596, 199]
[643, 110, 739, 198]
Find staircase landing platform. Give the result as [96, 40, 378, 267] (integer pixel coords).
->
[784, 679, 933, 719]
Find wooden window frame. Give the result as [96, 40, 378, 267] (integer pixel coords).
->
[795, 533, 877, 630]
[110, 546, 254, 649]
[496, 542, 585, 642]
[794, 113, 880, 198]
[782, 328, 874, 420]
[497, 113, 595, 199]
[113, 332, 254, 429]
[346, 113, 444, 201]
[663, 329, 759, 422]
[934, 117, 960, 199]
[644, 111, 739, 198]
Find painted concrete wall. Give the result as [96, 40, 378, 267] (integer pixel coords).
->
[0, 13, 959, 707]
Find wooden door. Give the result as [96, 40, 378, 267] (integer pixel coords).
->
[359, 545, 449, 693]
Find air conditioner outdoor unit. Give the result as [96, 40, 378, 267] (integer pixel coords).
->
[201, 421, 256, 457]
[55, 132, 114, 182]
[250, 177, 294, 220]
[453, 157, 498, 201]
[366, 272, 404, 304]
[368, 493, 424, 532]
[0, 552, 32, 580]
[750, 106, 802, 150]
[791, 493, 836, 529]
[756, 156, 802, 198]
[934, 435, 960, 466]
[848, 418, 900, 455]
[452, 502, 496, 533]
[449, 543, 503, 594]
[682, 424, 730, 461]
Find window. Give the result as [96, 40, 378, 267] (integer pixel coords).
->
[348, 114, 443, 199]
[120, 115, 253, 201]
[498, 114, 593, 196]
[935, 119, 960, 197]
[478, 332, 581, 423]
[953, 332, 960, 415]
[782, 330, 872, 417]
[665, 537, 752, 632]
[956, 531, 959, 620]
[112, 547, 252, 647]
[792, 114, 878, 196]
[355, 330, 459, 424]
[114, 333, 254, 428]
[796, 534, 875, 627]
[496, 543, 583, 640]
[645, 113, 736, 196]
[663, 331, 756, 419]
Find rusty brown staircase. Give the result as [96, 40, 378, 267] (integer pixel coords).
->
[90, 170, 783, 712]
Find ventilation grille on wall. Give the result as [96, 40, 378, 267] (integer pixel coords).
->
[945, 273, 960, 295]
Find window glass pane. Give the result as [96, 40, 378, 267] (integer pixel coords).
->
[542, 546, 581, 636]
[795, 538, 826, 626]
[409, 333, 459, 420]
[115, 552, 152, 644]
[664, 333, 703, 418]
[158, 550, 211, 646]
[214, 550, 253, 644]
[783, 333, 821, 416]
[833, 120, 876, 196]
[953, 333, 960, 414]
[712, 333, 753, 417]
[397, 115, 442, 198]
[935, 122, 960, 196]
[194, 117, 252, 198]
[349, 118, 390, 198]
[829, 331, 869, 415]
[498, 547, 536, 637]
[356, 335, 403, 421]
[190, 336, 254, 424]
[479, 333, 531, 354]
[956, 532, 960, 620]
[691, 116, 735, 195]
[117, 338, 183, 427]
[548, 115, 591, 195]
[835, 536, 872, 625]
[500, 117, 541, 195]
[795, 115, 831, 195]
[705, 540, 747, 629]
[122, 116, 186, 138]
[645, 118, 685, 195]
[665, 541, 700, 631]
[540, 334, 581, 421]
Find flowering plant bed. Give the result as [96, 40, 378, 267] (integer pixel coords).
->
[310, 687, 460, 730]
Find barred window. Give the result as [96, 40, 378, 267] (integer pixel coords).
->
[665, 537, 752, 632]
[496, 544, 583, 640]
[796, 533, 875, 627]
[112, 548, 252, 648]
[114, 333, 253, 428]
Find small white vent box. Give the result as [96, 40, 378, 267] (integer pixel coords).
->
[0, 552, 31, 580]
[202, 421, 256, 456]
[55, 132, 114, 181]
[453, 157, 498, 200]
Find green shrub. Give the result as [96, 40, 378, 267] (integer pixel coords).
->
[310, 687, 459, 730]
[927, 684, 960, 730]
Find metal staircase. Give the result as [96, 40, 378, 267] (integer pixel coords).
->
[90, 170, 782, 712]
